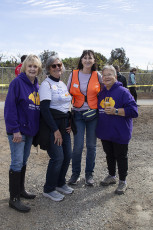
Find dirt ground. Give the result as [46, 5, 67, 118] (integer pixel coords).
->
[0, 94, 153, 230]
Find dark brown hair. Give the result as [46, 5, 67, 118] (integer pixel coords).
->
[77, 50, 97, 71]
[130, 68, 137, 72]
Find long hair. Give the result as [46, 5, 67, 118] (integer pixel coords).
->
[77, 50, 97, 71]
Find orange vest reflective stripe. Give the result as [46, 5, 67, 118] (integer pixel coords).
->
[70, 70, 100, 109]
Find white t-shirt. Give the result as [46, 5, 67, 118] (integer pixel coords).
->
[39, 77, 72, 113]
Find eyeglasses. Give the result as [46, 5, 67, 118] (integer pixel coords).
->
[51, 63, 62, 69]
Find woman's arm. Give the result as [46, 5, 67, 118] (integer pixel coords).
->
[104, 90, 138, 118]
[67, 72, 72, 91]
[4, 80, 20, 133]
[104, 107, 125, 116]
[40, 100, 62, 146]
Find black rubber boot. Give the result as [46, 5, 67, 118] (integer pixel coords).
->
[9, 169, 31, 213]
[20, 165, 36, 199]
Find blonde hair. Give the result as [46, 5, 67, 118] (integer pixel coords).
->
[21, 54, 42, 75]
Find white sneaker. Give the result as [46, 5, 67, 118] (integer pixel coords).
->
[43, 190, 65, 201]
[56, 184, 74, 194]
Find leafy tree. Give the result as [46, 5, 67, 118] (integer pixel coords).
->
[0, 57, 17, 67]
[108, 47, 130, 70]
[39, 50, 57, 67]
[0, 53, 4, 62]
[94, 52, 107, 70]
[62, 57, 79, 70]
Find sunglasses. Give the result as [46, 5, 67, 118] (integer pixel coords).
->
[51, 63, 62, 69]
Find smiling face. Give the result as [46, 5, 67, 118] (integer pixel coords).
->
[49, 59, 62, 79]
[81, 53, 95, 70]
[25, 61, 39, 83]
[102, 69, 117, 90]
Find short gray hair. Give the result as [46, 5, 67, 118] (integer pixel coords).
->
[102, 65, 117, 76]
[45, 54, 65, 75]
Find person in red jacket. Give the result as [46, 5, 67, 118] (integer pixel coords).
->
[15, 55, 27, 76]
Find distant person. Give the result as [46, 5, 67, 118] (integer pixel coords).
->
[15, 55, 27, 77]
[4, 54, 42, 213]
[67, 50, 102, 186]
[128, 68, 137, 102]
[39, 54, 74, 202]
[114, 65, 127, 88]
[96, 65, 138, 195]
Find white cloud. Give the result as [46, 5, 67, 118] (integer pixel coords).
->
[97, 0, 136, 12]
[31, 1, 46, 6]
[148, 26, 153, 31]
[129, 23, 153, 32]
[20, 0, 85, 16]
[1, 0, 153, 70]
[20, 0, 136, 17]
[43, 3, 67, 9]
[22, 0, 38, 4]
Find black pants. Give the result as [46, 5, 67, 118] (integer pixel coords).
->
[101, 140, 128, 181]
[129, 87, 137, 102]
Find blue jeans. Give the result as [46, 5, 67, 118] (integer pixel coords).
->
[72, 111, 97, 176]
[44, 119, 72, 193]
[8, 135, 33, 172]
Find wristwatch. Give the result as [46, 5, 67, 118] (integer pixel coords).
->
[115, 109, 118, 115]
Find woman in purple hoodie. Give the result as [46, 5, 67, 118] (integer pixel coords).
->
[4, 54, 42, 213]
[96, 65, 138, 195]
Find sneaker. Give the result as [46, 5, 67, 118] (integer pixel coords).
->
[115, 181, 127, 195]
[85, 174, 94, 186]
[68, 174, 80, 185]
[43, 190, 65, 202]
[100, 175, 116, 186]
[56, 184, 74, 194]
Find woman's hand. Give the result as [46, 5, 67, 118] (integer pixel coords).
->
[13, 132, 22, 143]
[104, 107, 125, 116]
[104, 107, 115, 115]
[54, 130, 63, 146]
[66, 126, 71, 133]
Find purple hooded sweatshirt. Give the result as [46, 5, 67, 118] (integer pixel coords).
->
[4, 72, 40, 136]
[96, 81, 138, 144]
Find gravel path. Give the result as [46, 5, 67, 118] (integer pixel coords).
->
[0, 106, 153, 230]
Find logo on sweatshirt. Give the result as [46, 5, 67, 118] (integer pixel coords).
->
[28, 92, 40, 105]
[100, 97, 115, 108]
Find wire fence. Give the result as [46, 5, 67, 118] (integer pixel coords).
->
[0, 67, 153, 94]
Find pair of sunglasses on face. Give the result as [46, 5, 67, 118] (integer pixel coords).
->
[51, 63, 62, 69]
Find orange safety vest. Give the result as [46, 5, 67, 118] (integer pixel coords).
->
[70, 70, 100, 109]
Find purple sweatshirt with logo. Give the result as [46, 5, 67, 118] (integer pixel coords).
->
[96, 81, 138, 144]
[4, 72, 40, 136]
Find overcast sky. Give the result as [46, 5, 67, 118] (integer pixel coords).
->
[0, 0, 153, 69]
